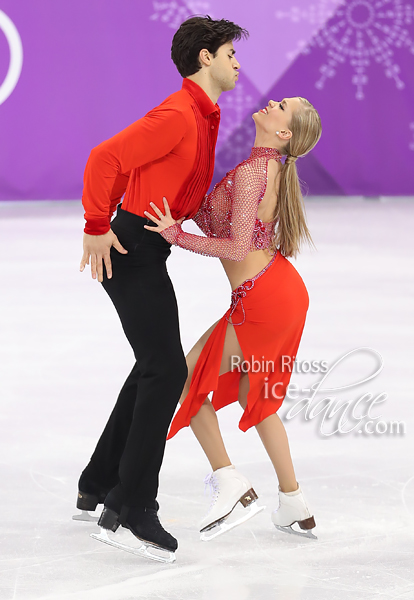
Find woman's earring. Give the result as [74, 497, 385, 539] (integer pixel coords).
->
[276, 131, 280, 135]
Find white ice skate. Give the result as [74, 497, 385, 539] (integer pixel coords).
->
[271, 483, 317, 540]
[90, 528, 176, 564]
[200, 465, 265, 541]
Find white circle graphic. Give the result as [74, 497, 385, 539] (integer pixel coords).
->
[0, 10, 23, 106]
[346, 1, 375, 29]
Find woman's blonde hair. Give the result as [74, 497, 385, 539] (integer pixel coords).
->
[271, 97, 322, 258]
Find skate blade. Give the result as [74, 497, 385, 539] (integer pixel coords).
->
[90, 528, 176, 564]
[274, 523, 317, 540]
[72, 510, 99, 523]
[200, 502, 266, 542]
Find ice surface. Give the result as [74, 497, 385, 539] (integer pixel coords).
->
[0, 198, 413, 600]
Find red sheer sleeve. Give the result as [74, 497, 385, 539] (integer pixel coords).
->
[192, 194, 211, 236]
[161, 159, 268, 261]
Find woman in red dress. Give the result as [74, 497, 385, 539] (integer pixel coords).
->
[145, 97, 322, 540]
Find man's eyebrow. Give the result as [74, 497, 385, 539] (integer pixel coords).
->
[230, 49, 236, 55]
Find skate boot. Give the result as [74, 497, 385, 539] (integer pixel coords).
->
[72, 473, 110, 522]
[271, 483, 317, 539]
[90, 491, 177, 563]
[199, 465, 265, 541]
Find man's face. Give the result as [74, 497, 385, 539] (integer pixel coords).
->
[209, 42, 240, 92]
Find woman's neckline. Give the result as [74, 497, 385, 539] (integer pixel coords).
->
[250, 146, 282, 160]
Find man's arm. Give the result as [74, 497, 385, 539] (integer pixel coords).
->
[81, 106, 188, 281]
[82, 107, 187, 235]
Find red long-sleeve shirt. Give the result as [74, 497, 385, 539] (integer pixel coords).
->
[82, 79, 220, 235]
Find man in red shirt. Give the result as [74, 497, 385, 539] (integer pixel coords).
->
[76, 16, 248, 562]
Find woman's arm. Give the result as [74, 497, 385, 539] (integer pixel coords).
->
[192, 195, 212, 236]
[145, 162, 266, 261]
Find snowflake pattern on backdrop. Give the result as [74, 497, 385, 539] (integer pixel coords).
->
[214, 110, 258, 177]
[150, 1, 211, 29]
[275, 0, 345, 61]
[217, 83, 254, 146]
[275, 0, 414, 100]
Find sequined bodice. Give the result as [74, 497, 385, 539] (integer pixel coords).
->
[251, 218, 274, 252]
[161, 147, 282, 261]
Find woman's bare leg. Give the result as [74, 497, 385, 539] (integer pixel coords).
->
[183, 320, 298, 492]
[238, 375, 298, 493]
[180, 321, 230, 471]
[180, 321, 245, 471]
[187, 400, 231, 471]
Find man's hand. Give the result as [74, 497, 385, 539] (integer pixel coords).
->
[80, 230, 127, 282]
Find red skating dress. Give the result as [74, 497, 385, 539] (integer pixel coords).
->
[161, 147, 310, 438]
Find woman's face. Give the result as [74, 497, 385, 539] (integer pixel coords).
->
[253, 97, 301, 140]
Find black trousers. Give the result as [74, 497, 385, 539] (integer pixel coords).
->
[84, 207, 188, 509]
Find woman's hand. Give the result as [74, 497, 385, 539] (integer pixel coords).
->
[144, 197, 180, 233]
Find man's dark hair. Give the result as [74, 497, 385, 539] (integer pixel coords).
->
[171, 16, 249, 78]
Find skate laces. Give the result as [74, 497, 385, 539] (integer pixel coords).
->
[147, 509, 159, 521]
[146, 509, 162, 526]
[203, 473, 219, 511]
[144, 509, 170, 535]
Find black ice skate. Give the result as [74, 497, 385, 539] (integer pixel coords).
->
[91, 505, 177, 564]
[72, 488, 109, 522]
[72, 472, 111, 522]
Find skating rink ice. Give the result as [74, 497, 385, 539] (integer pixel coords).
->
[0, 198, 413, 600]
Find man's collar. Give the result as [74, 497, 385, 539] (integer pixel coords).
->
[182, 78, 220, 117]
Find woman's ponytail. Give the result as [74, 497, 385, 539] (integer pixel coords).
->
[271, 98, 322, 258]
